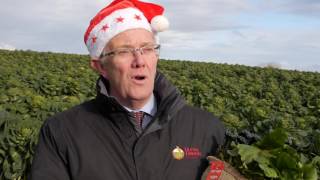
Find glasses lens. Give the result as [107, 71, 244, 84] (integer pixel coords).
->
[142, 45, 156, 54]
[115, 49, 131, 57]
[100, 44, 160, 59]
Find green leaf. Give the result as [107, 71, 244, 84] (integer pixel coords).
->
[237, 144, 274, 162]
[276, 152, 297, 170]
[312, 156, 320, 165]
[10, 148, 20, 162]
[302, 163, 318, 180]
[226, 148, 238, 157]
[256, 128, 287, 149]
[258, 163, 278, 178]
[0, 148, 5, 157]
[3, 159, 12, 177]
[237, 144, 260, 164]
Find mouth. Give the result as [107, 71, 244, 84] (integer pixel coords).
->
[132, 75, 147, 81]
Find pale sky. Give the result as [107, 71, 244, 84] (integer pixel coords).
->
[1, 0, 319, 71]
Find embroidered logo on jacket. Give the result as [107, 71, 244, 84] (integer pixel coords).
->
[172, 146, 202, 160]
[172, 146, 185, 160]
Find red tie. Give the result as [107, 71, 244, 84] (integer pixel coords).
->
[132, 111, 144, 127]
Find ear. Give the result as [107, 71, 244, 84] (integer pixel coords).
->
[90, 59, 109, 79]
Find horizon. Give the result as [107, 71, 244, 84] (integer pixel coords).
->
[2, 48, 319, 74]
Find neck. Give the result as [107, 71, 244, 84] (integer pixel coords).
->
[110, 92, 153, 110]
[122, 99, 150, 110]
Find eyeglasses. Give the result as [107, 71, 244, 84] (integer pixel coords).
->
[100, 44, 160, 59]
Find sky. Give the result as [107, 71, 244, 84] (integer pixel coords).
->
[1, 0, 319, 72]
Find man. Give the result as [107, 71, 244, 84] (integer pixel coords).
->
[30, 0, 225, 179]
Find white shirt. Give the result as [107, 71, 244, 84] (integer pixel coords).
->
[123, 94, 157, 129]
[98, 79, 157, 129]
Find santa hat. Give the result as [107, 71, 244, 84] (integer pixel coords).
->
[84, 0, 169, 60]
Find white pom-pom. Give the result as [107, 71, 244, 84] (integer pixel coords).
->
[151, 15, 169, 32]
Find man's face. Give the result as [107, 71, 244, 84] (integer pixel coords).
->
[96, 29, 158, 109]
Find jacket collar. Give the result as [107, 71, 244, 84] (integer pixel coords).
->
[95, 71, 186, 124]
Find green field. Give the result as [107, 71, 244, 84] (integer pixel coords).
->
[1, 49, 319, 179]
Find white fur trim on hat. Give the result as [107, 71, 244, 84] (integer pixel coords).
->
[86, 8, 152, 60]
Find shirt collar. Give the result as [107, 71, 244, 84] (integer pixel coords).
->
[123, 94, 157, 116]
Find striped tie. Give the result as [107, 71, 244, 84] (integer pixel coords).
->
[132, 111, 144, 128]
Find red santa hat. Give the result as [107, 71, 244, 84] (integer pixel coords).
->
[84, 0, 169, 60]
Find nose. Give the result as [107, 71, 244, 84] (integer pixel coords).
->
[132, 49, 145, 68]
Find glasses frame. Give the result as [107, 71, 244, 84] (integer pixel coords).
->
[99, 44, 161, 59]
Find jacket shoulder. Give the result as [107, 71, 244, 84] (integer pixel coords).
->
[175, 105, 226, 146]
[42, 99, 99, 133]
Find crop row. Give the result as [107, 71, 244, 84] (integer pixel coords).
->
[0, 50, 319, 179]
